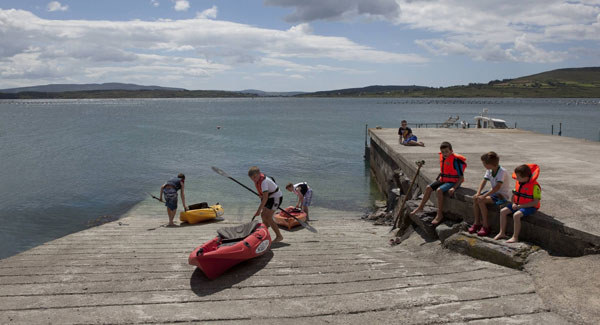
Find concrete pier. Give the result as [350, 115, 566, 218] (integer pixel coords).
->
[0, 207, 570, 324]
[369, 128, 600, 256]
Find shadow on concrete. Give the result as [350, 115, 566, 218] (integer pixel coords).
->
[270, 242, 291, 249]
[279, 225, 306, 232]
[189, 250, 273, 297]
[414, 225, 438, 243]
[179, 217, 225, 228]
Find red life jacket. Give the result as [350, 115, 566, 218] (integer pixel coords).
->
[512, 164, 541, 209]
[439, 153, 467, 183]
[254, 173, 279, 196]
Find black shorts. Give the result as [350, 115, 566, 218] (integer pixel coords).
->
[265, 196, 282, 210]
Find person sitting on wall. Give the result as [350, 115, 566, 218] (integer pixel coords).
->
[398, 120, 411, 142]
[398, 120, 425, 146]
[402, 129, 425, 147]
[410, 142, 466, 225]
[494, 164, 541, 243]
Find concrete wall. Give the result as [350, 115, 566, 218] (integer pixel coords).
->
[369, 130, 600, 257]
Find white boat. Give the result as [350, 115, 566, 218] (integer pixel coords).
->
[474, 109, 509, 129]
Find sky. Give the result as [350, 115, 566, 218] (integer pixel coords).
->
[0, 0, 599, 91]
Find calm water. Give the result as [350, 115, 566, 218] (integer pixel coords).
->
[1, 97, 599, 259]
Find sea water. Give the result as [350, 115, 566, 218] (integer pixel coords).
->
[1, 97, 599, 259]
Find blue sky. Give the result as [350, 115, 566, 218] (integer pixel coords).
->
[1, 0, 599, 91]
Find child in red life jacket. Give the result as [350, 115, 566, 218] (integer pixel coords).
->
[248, 166, 284, 243]
[410, 142, 467, 225]
[494, 164, 541, 243]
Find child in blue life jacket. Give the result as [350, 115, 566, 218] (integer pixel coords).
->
[469, 152, 511, 237]
[159, 173, 188, 226]
[410, 142, 466, 225]
[494, 164, 541, 243]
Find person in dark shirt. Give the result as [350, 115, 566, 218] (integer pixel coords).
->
[398, 120, 412, 142]
[159, 173, 188, 226]
[399, 120, 424, 146]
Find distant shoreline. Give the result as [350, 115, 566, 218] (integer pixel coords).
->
[2, 87, 600, 99]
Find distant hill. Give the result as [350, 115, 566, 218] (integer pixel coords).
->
[508, 67, 600, 85]
[0, 83, 185, 93]
[0, 89, 255, 99]
[297, 67, 600, 98]
[240, 89, 306, 97]
[1, 67, 598, 99]
[296, 85, 430, 97]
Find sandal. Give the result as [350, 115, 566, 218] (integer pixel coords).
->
[468, 224, 482, 234]
[477, 226, 491, 237]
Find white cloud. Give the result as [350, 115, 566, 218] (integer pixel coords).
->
[150, 0, 160, 7]
[47, 1, 68, 12]
[197, 6, 217, 19]
[0, 9, 424, 87]
[395, 0, 600, 63]
[267, 0, 600, 64]
[173, 0, 190, 12]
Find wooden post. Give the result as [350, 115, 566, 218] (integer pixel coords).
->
[552, 125, 554, 135]
[559, 123, 562, 136]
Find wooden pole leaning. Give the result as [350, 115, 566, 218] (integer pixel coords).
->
[391, 160, 425, 233]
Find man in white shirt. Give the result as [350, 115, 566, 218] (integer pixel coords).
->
[249, 166, 284, 243]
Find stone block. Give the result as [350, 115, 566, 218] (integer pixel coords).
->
[443, 232, 540, 269]
[406, 201, 438, 240]
[436, 222, 467, 243]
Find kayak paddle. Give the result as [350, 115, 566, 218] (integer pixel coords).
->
[147, 192, 163, 202]
[211, 166, 317, 233]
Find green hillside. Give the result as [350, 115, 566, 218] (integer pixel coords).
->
[298, 67, 600, 98]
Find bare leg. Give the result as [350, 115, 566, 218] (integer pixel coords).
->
[431, 188, 444, 225]
[411, 186, 433, 215]
[478, 197, 494, 228]
[494, 207, 510, 240]
[507, 212, 523, 243]
[472, 196, 481, 225]
[303, 206, 309, 220]
[167, 208, 177, 226]
[262, 209, 283, 242]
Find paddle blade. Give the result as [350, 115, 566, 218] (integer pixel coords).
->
[278, 208, 318, 233]
[211, 166, 231, 178]
[299, 220, 318, 233]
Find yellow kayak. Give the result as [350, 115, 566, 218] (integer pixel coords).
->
[180, 204, 224, 224]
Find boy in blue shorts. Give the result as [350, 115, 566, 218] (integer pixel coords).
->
[469, 152, 511, 236]
[410, 142, 466, 225]
[285, 182, 313, 220]
[402, 129, 425, 147]
[494, 164, 541, 243]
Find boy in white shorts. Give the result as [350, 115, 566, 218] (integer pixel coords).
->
[469, 152, 511, 236]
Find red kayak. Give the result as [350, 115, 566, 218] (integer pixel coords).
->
[274, 206, 307, 230]
[188, 220, 271, 279]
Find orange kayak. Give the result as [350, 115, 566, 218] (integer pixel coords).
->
[274, 206, 307, 230]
